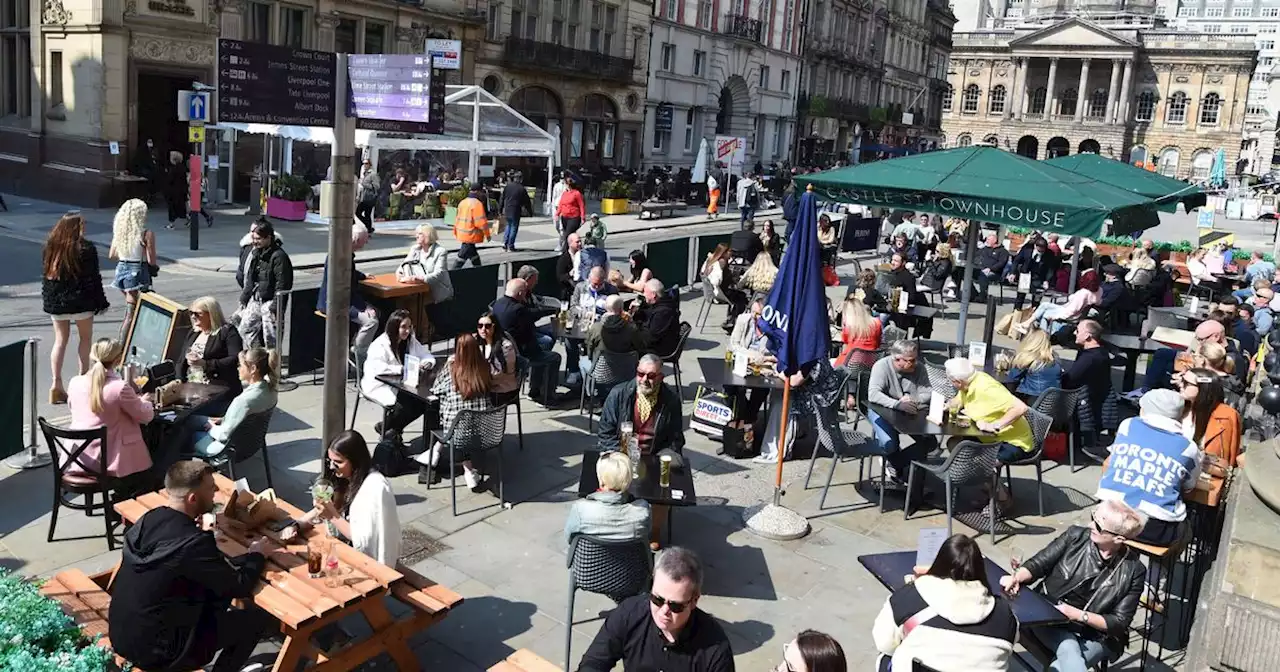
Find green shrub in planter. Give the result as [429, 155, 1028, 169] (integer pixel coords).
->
[269, 173, 312, 202]
[443, 185, 471, 207]
[0, 571, 113, 672]
[602, 179, 632, 200]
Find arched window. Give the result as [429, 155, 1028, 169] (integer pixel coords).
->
[942, 85, 953, 112]
[1159, 147, 1181, 177]
[509, 85, 563, 131]
[983, 134, 1000, 146]
[1191, 149, 1215, 180]
[989, 85, 1007, 114]
[1029, 87, 1047, 114]
[1166, 92, 1188, 124]
[1129, 145, 1149, 166]
[962, 84, 980, 113]
[1200, 93, 1222, 126]
[1059, 88, 1078, 116]
[1135, 91, 1156, 122]
[1088, 88, 1108, 118]
[958, 133, 973, 147]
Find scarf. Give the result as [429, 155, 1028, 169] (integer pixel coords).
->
[635, 385, 659, 423]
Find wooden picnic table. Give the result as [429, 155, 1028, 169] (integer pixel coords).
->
[489, 648, 562, 671]
[362, 272, 433, 336]
[113, 473, 462, 672]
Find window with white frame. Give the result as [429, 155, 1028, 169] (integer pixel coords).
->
[661, 43, 675, 70]
[1159, 147, 1180, 176]
[664, 0, 676, 19]
[780, 69, 791, 93]
[957, 133, 972, 147]
[1263, 40, 1277, 49]
[962, 83, 979, 112]
[1234, 6, 1252, 16]
[1204, 24, 1221, 33]
[1231, 25, 1250, 33]
[1204, 6, 1223, 16]
[652, 122, 668, 152]
[1263, 25, 1278, 33]
[280, 6, 308, 47]
[941, 85, 953, 111]
[759, 66, 770, 89]
[782, 0, 795, 51]
[698, 0, 712, 27]
[1265, 7, 1280, 17]
[1030, 86, 1046, 114]
[245, 2, 271, 42]
[684, 108, 697, 151]
[1177, 7, 1196, 16]
[694, 50, 706, 76]
[1135, 90, 1156, 121]
[487, 2, 502, 39]
[604, 5, 616, 53]
[1200, 93, 1222, 125]
[1167, 92, 1189, 123]
[988, 85, 1006, 114]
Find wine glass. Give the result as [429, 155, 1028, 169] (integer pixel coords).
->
[1009, 545, 1024, 571]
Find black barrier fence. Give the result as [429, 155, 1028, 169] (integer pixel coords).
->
[840, 216, 880, 253]
[695, 233, 732, 269]
[520, 255, 563, 299]
[645, 238, 692, 289]
[0, 339, 28, 460]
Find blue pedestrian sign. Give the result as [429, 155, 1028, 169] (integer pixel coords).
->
[188, 93, 208, 122]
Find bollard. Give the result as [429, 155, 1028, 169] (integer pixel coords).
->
[4, 338, 52, 469]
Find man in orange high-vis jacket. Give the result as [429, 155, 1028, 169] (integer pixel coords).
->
[452, 185, 490, 268]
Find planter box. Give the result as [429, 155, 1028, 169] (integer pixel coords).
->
[444, 205, 458, 223]
[601, 198, 630, 215]
[266, 197, 307, 221]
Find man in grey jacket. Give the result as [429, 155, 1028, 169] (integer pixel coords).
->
[866, 340, 939, 491]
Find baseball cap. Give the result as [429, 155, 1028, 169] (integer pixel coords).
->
[1139, 389, 1185, 421]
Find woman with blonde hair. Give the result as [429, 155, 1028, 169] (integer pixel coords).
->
[1197, 341, 1243, 394]
[108, 198, 157, 340]
[1006, 329, 1064, 396]
[1125, 247, 1156, 287]
[67, 338, 154, 482]
[176, 296, 244, 414]
[921, 242, 955, 296]
[835, 298, 883, 367]
[563, 451, 651, 543]
[42, 212, 110, 404]
[187, 347, 279, 461]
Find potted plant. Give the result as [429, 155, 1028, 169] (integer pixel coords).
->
[602, 179, 632, 215]
[0, 570, 115, 671]
[442, 185, 470, 223]
[266, 173, 312, 221]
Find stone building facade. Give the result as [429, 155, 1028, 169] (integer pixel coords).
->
[0, 0, 484, 206]
[471, 0, 650, 171]
[941, 16, 1256, 181]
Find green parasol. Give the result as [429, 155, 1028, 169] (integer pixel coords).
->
[1046, 152, 1206, 214]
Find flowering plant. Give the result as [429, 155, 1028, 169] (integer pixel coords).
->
[0, 571, 114, 672]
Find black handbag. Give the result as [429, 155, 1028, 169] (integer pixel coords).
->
[722, 422, 759, 459]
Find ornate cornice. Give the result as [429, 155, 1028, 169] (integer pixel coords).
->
[130, 35, 215, 65]
[42, 0, 72, 25]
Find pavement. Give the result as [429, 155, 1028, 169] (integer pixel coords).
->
[0, 262, 1183, 671]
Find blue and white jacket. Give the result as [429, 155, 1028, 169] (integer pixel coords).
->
[1096, 415, 1202, 522]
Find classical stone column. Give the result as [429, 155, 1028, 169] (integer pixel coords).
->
[315, 15, 337, 52]
[1106, 59, 1122, 122]
[1046, 57, 1059, 118]
[1010, 57, 1025, 120]
[1117, 59, 1134, 124]
[1075, 58, 1091, 122]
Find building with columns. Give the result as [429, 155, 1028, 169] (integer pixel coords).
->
[0, 0, 484, 206]
[942, 9, 1256, 181]
[640, 0, 802, 172]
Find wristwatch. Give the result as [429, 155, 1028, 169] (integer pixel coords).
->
[1077, 610, 1089, 624]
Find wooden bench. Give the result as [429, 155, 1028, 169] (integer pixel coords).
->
[489, 648, 563, 672]
[39, 567, 170, 671]
[639, 200, 688, 220]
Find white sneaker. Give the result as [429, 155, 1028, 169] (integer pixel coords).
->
[752, 452, 778, 464]
[464, 468, 481, 490]
[414, 443, 441, 467]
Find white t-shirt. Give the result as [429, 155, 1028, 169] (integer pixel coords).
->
[349, 470, 402, 566]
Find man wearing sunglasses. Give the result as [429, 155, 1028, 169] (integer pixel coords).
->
[578, 547, 734, 671]
[596, 354, 684, 456]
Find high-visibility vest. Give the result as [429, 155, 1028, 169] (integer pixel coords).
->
[453, 196, 489, 244]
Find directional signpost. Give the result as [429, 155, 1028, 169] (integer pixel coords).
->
[216, 39, 337, 126]
[347, 54, 444, 135]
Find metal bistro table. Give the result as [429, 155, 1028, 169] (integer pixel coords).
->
[857, 551, 1067, 627]
[144, 382, 231, 454]
[696, 356, 786, 390]
[577, 449, 696, 544]
[375, 368, 443, 437]
[1149, 305, 1209, 330]
[865, 401, 989, 439]
[1100, 333, 1169, 392]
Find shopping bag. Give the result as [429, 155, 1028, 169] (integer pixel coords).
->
[822, 265, 840, 287]
[722, 422, 758, 459]
[1043, 431, 1067, 463]
[691, 385, 736, 437]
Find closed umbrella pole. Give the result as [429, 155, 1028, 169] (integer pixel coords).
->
[956, 221, 981, 344]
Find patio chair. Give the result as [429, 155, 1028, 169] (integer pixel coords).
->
[655, 322, 693, 402]
[39, 419, 119, 551]
[564, 534, 653, 671]
[802, 366, 854, 486]
[1031, 386, 1088, 471]
[1001, 408, 1053, 517]
[510, 355, 529, 452]
[808, 404, 884, 512]
[581, 349, 640, 432]
[203, 407, 276, 491]
[427, 405, 510, 516]
[349, 353, 392, 432]
[922, 361, 959, 400]
[904, 440, 1003, 544]
[694, 278, 730, 332]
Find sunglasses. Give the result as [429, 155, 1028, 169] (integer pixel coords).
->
[648, 592, 690, 614]
[1092, 516, 1120, 537]
[636, 371, 661, 379]
[477, 322, 494, 329]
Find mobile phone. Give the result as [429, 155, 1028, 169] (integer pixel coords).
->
[266, 518, 297, 533]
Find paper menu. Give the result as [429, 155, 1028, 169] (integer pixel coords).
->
[968, 341, 987, 367]
[897, 289, 910, 313]
[1189, 296, 1200, 314]
[916, 527, 949, 568]
[926, 391, 945, 425]
[403, 355, 421, 387]
[234, 478, 251, 493]
[1017, 273, 1031, 293]
[732, 350, 750, 377]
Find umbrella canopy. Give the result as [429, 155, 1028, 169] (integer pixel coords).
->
[1210, 148, 1227, 190]
[692, 138, 709, 183]
[1047, 153, 1206, 213]
[797, 146, 1160, 237]
[760, 189, 829, 376]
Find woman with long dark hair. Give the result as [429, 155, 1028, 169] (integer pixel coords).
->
[42, 212, 109, 404]
[776, 630, 847, 672]
[419, 333, 493, 490]
[1177, 367, 1242, 467]
[309, 430, 401, 565]
[873, 533, 1017, 672]
[361, 309, 436, 439]
[476, 310, 518, 404]
[618, 250, 653, 292]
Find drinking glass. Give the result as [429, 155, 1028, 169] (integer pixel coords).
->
[1009, 545, 1024, 571]
[311, 478, 335, 507]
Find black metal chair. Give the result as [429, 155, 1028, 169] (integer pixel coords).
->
[348, 353, 392, 432]
[1000, 408, 1053, 517]
[581, 349, 640, 432]
[694, 277, 730, 332]
[203, 408, 276, 491]
[564, 534, 653, 671]
[511, 355, 529, 452]
[40, 419, 119, 551]
[427, 405, 510, 516]
[1031, 386, 1088, 471]
[656, 321, 694, 402]
[808, 403, 885, 512]
[904, 440, 1003, 543]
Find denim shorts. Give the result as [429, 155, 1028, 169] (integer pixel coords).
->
[996, 441, 1027, 463]
[112, 260, 152, 292]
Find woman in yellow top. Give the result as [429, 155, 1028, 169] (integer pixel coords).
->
[944, 358, 1033, 510]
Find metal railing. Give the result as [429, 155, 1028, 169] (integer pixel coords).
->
[723, 13, 764, 43]
[4, 338, 50, 470]
[500, 36, 635, 80]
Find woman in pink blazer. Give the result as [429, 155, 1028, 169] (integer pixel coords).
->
[67, 338, 155, 478]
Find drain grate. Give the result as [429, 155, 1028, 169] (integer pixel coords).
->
[398, 526, 449, 566]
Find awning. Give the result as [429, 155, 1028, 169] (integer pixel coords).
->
[220, 123, 375, 146]
[797, 146, 1160, 237]
[1046, 153, 1206, 213]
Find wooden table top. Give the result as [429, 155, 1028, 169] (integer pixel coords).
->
[361, 272, 434, 300]
[113, 473, 401, 630]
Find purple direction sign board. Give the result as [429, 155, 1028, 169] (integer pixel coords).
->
[346, 54, 445, 134]
[216, 39, 336, 127]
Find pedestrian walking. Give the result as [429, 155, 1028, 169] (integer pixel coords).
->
[356, 159, 379, 233]
[108, 198, 157, 341]
[706, 169, 721, 219]
[452, 185, 490, 269]
[557, 176, 585, 252]
[551, 172, 568, 252]
[42, 212, 110, 404]
[500, 171, 533, 252]
[164, 151, 187, 229]
[737, 172, 759, 227]
[236, 220, 293, 348]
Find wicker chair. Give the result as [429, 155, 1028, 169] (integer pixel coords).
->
[581, 349, 640, 432]
[564, 534, 653, 671]
[427, 405, 510, 516]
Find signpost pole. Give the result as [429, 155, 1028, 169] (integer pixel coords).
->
[322, 52, 356, 450]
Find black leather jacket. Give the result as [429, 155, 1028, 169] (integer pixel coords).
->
[1022, 526, 1144, 657]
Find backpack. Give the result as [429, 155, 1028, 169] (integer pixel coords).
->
[745, 183, 760, 208]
